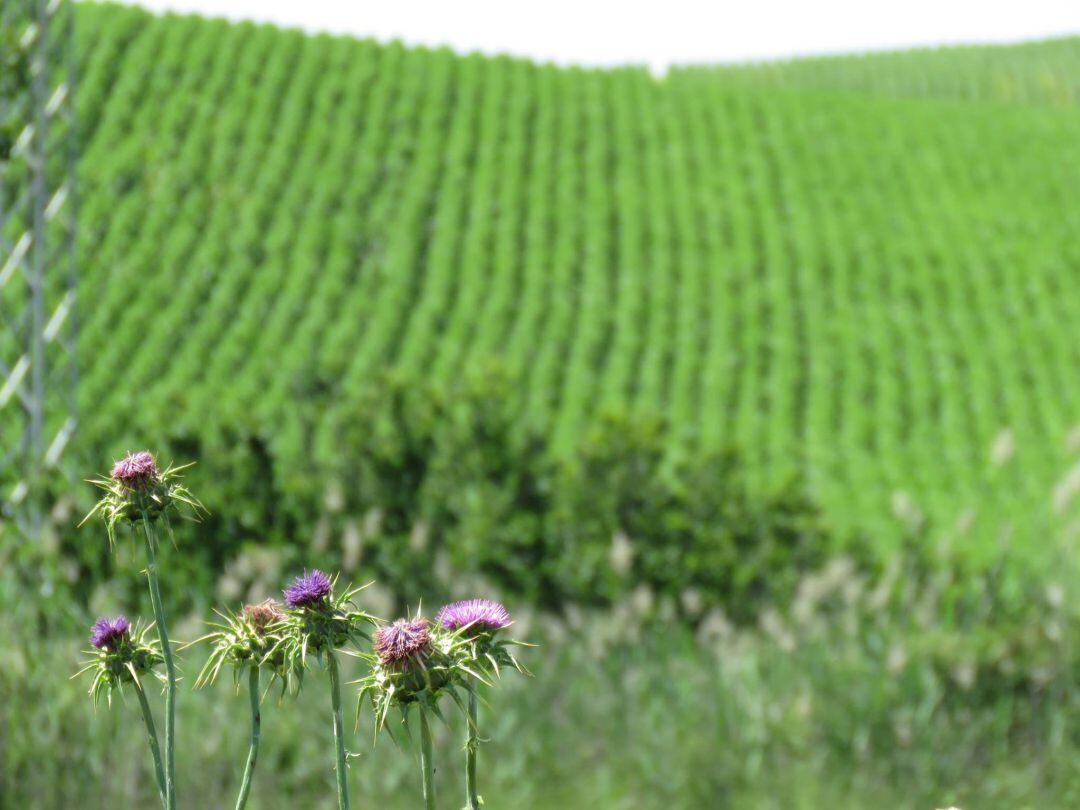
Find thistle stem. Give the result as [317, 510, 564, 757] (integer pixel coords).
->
[327, 649, 350, 810]
[142, 514, 177, 810]
[132, 672, 167, 809]
[234, 666, 261, 810]
[464, 680, 480, 810]
[419, 706, 437, 810]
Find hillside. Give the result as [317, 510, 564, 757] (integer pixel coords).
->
[66, 3, 1080, 557]
[689, 36, 1080, 106]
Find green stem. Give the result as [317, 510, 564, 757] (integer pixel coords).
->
[142, 514, 176, 810]
[327, 649, 350, 810]
[132, 672, 167, 809]
[419, 706, 437, 810]
[234, 666, 261, 810]
[464, 681, 480, 810]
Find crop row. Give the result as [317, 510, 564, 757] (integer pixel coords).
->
[61, 4, 1080, 558]
[689, 36, 1080, 107]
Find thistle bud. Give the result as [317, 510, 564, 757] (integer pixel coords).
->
[110, 451, 159, 490]
[276, 572, 374, 675]
[243, 599, 285, 634]
[195, 600, 291, 688]
[81, 451, 203, 545]
[436, 599, 532, 684]
[362, 616, 455, 707]
[373, 618, 431, 668]
[76, 617, 164, 705]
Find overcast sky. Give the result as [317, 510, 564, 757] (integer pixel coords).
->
[115, 0, 1080, 72]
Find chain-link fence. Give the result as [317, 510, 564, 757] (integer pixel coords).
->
[0, 0, 77, 542]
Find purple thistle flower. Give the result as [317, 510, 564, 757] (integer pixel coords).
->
[283, 570, 333, 608]
[374, 618, 430, 666]
[90, 616, 130, 650]
[110, 451, 159, 489]
[435, 599, 511, 633]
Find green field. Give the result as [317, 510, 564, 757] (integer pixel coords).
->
[702, 36, 1080, 105]
[5, 577, 1080, 810]
[62, 4, 1080, 562]
[4, 5, 1080, 808]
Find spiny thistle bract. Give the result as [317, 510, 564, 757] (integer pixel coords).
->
[80, 450, 204, 546]
[375, 617, 432, 666]
[279, 570, 374, 810]
[355, 611, 482, 734]
[436, 598, 531, 679]
[188, 599, 289, 810]
[75, 616, 164, 705]
[435, 599, 531, 810]
[278, 571, 375, 679]
[436, 598, 511, 634]
[191, 599, 292, 691]
[80, 449, 199, 810]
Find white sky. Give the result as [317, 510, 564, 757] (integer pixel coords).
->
[113, 0, 1080, 72]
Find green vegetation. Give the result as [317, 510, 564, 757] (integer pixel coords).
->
[4, 3, 1080, 807]
[4, 539, 1080, 809]
[47, 4, 1080, 581]
[701, 36, 1080, 105]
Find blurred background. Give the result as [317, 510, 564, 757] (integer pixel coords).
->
[3, 1, 1080, 807]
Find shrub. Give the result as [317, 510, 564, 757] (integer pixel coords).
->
[325, 366, 832, 619]
[47, 366, 831, 622]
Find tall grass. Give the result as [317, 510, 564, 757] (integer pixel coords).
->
[4, 552, 1080, 810]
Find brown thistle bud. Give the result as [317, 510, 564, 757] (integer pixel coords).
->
[243, 599, 285, 634]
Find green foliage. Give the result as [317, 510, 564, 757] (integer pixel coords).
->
[52, 4, 1080, 585]
[316, 367, 831, 620]
[5, 7, 1080, 806]
[694, 36, 1080, 106]
[42, 365, 827, 621]
[5, 544, 1080, 809]
[0, 13, 35, 167]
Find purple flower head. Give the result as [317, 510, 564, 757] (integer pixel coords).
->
[283, 570, 333, 608]
[110, 451, 159, 489]
[435, 599, 511, 633]
[90, 616, 130, 651]
[374, 618, 431, 666]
